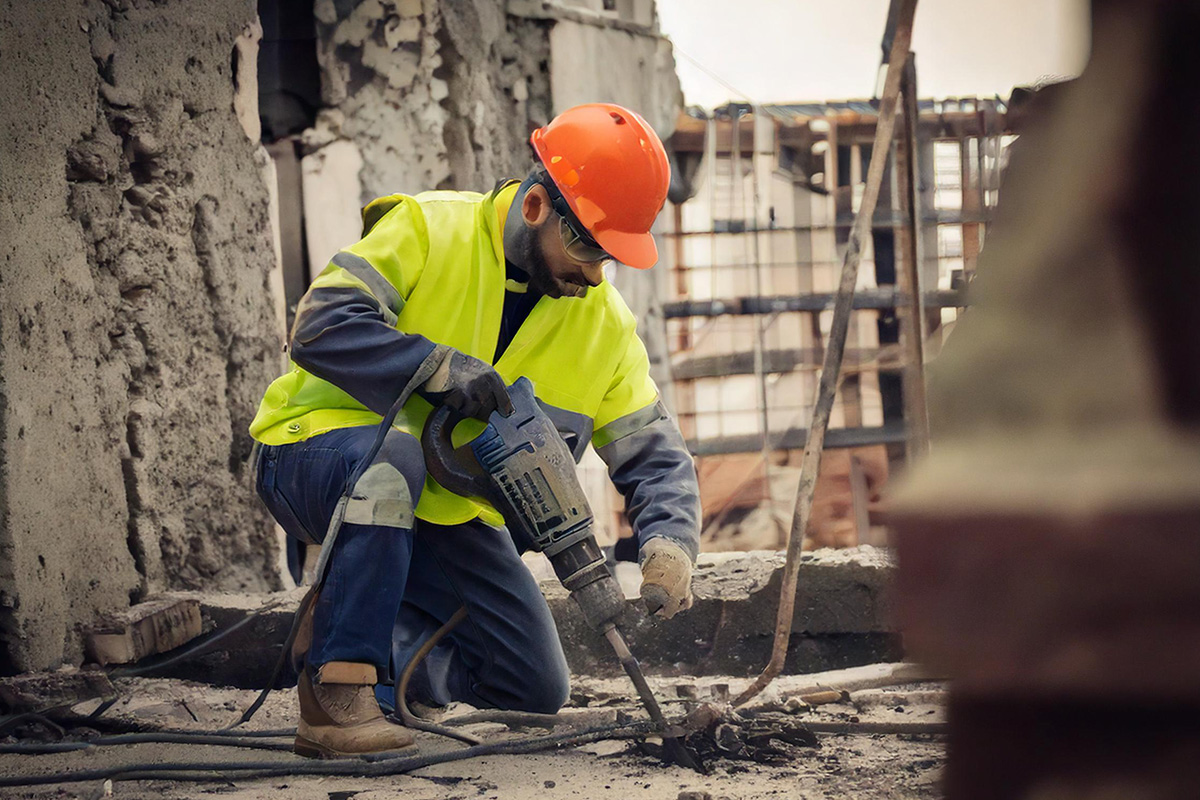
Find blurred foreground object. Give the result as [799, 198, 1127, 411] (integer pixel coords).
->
[890, 2, 1200, 799]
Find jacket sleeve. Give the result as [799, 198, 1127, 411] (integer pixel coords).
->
[592, 333, 701, 561]
[289, 197, 439, 416]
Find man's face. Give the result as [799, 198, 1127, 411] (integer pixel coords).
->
[529, 213, 609, 299]
[509, 182, 610, 299]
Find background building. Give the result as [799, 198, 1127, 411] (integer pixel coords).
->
[655, 96, 1012, 551]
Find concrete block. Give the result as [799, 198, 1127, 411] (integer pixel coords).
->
[144, 550, 897, 687]
[84, 597, 203, 666]
[547, 547, 899, 677]
[0, 669, 116, 714]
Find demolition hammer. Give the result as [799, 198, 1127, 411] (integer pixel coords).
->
[423, 377, 699, 771]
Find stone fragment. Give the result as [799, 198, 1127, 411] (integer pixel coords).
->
[66, 144, 109, 182]
[784, 696, 809, 713]
[233, 19, 263, 142]
[84, 597, 202, 665]
[383, 15, 421, 48]
[99, 82, 139, 108]
[577, 739, 628, 756]
[678, 792, 712, 800]
[313, 0, 337, 25]
[0, 669, 116, 713]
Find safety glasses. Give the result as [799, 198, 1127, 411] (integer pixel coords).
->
[558, 216, 611, 264]
[540, 179, 612, 264]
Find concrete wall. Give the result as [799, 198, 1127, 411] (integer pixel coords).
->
[304, 0, 681, 256]
[307, 0, 555, 212]
[0, 0, 683, 674]
[0, 0, 283, 673]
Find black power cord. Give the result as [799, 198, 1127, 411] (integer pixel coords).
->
[0, 719, 660, 787]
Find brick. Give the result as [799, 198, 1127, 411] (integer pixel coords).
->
[84, 597, 203, 666]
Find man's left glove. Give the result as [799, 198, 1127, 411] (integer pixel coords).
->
[639, 538, 694, 619]
[418, 348, 514, 422]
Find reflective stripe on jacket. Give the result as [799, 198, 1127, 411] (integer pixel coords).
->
[249, 183, 689, 536]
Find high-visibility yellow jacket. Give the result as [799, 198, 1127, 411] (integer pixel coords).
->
[250, 182, 685, 534]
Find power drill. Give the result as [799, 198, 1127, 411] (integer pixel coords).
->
[423, 377, 626, 630]
[423, 377, 699, 771]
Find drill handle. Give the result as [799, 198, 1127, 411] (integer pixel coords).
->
[422, 405, 493, 501]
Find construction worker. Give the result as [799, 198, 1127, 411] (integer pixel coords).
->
[249, 103, 700, 758]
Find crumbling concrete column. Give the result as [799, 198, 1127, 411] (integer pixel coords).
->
[0, 0, 283, 673]
[311, 0, 555, 202]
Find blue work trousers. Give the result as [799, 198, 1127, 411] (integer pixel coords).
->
[254, 425, 571, 714]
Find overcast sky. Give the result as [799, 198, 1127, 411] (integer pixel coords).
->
[656, 0, 1091, 109]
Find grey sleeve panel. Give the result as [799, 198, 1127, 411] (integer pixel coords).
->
[592, 400, 669, 448]
[330, 251, 404, 326]
[596, 414, 701, 562]
[289, 284, 438, 416]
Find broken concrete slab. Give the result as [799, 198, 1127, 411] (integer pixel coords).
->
[136, 549, 897, 687]
[549, 547, 900, 677]
[0, 668, 116, 714]
[83, 597, 203, 666]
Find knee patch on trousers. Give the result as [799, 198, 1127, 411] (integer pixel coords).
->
[344, 462, 415, 529]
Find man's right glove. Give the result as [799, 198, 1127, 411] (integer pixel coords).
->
[419, 349, 514, 422]
[639, 537, 694, 619]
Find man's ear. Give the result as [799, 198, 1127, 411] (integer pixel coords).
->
[521, 183, 553, 228]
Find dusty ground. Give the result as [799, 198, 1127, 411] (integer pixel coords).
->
[0, 675, 944, 799]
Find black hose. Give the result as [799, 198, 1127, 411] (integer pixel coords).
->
[223, 586, 317, 730]
[0, 719, 659, 787]
[393, 606, 481, 746]
[0, 732, 293, 755]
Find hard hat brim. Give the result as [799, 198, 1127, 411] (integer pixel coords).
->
[594, 227, 658, 270]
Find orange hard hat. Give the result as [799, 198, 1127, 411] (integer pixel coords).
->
[530, 103, 670, 270]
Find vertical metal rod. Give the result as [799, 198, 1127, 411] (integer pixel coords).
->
[672, 203, 690, 352]
[733, 0, 920, 709]
[747, 109, 772, 504]
[848, 454, 871, 544]
[895, 53, 931, 461]
[960, 136, 981, 279]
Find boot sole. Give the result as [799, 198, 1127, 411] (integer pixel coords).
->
[293, 734, 414, 759]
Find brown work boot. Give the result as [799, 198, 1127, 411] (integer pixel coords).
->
[295, 661, 414, 758]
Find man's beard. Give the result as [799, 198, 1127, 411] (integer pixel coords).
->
[513, 227, 586, 299]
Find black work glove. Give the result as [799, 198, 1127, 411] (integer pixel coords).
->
[417, 349, 514, 421]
